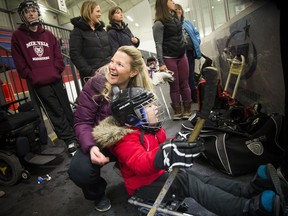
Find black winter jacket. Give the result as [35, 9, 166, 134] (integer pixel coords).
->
[152, 14, 186, 66]
[162, 17, 186, 57]
[69, 17, 112, 85]
[106, 22, 140, 55]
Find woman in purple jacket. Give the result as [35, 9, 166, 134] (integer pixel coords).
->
[68, 46, 154, 212]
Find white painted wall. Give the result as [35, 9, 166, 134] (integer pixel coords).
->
[124, 0, 155, 53]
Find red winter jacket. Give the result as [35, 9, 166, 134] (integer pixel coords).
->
[92, 116, 166, 195]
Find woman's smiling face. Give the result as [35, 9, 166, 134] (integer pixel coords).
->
[107, 51, 138, 89]
[90, 5, 101, 24]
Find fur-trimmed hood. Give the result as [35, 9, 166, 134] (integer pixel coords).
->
[92, 116, 135, 148]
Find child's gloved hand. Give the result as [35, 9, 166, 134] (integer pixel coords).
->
[154, 139, 204, 170]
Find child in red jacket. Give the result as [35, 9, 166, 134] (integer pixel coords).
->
[92, 87, 285, 216]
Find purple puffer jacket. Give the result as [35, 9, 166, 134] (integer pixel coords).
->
[74, 68, 112, 154]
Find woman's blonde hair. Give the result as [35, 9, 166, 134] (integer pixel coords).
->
[100, 46, 154, 101]
[80, 1, 99, 23]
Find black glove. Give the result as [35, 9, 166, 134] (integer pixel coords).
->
[154, 139, 205, 170]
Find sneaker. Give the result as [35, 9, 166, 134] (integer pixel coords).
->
[67, 141, 78, 157]
[94, 196, 111, 212]
[0, 190, 5, 198]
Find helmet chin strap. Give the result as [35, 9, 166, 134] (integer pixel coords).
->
[28, 18, 41, 26]
[20, 14, 42, 27]
[26, 18, 42, 26]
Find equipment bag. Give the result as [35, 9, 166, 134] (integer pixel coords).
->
[179, 113, 285, 176]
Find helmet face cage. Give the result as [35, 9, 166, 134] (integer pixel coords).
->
[18, 0, 41, 26]
[133, 97, 165, 132]
[112, 87, 166, 132]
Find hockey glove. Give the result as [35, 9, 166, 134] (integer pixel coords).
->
[161, 70, 174, 83]
[152, 72, 165, 86]
[154, 139, 205, 170]
[152, 70, 174, 86]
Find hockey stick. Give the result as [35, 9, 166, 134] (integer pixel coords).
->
[147, 66, 219, 216]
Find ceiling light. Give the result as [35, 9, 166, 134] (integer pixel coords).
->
[135, 23, 139, 27]
[126, 15, 134, 22]
[38, 3, 47, 13]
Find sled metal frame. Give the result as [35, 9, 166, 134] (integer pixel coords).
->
[153, 84, 171, 120]
[159, 86, 172, 120]
[224, 55, 245, 99]
[128, 196, 194, 216]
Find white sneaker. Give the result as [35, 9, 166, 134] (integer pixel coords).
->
[67, 142, 78, 157]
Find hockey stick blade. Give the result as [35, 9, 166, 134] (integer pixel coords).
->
[147, 66, 219, 216]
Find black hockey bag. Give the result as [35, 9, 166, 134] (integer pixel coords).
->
[178, 113, 285, 176]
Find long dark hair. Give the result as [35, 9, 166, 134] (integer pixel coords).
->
[155, 0, 172, 21]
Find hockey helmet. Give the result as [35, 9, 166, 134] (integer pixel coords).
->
[146, 56, 157, 66]
[111, 87, 165, 132]
[17, 0, 41, 26]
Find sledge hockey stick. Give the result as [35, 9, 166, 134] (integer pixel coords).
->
[147, 66, 219, 216]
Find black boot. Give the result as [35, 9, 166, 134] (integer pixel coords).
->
[171, 103, 182, 120]
[182, 101, 192, 120]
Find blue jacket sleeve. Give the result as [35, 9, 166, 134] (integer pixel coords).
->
[184, 20, 202, 59]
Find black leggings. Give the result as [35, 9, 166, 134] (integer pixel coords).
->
[68, 148, 116, 200]
[35, 79, 75, 144]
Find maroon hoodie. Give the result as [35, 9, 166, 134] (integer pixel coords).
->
[11, 24, 65, 87]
